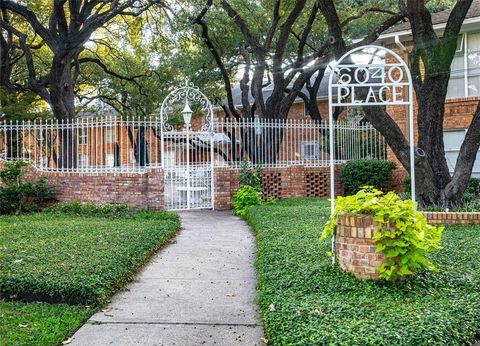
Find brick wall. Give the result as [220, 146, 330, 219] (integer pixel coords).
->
[22, 166, 165, 210]
[214, 165, 343, 210]
[213, 168, 242, 210]
[335, 213, 385, 280]
[335, 210, 480, 280]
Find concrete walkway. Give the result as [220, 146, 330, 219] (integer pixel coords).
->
[71, 211, 264, 345]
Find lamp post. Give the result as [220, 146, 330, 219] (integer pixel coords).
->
[182, 100, 193, 208]
[182, 101, 193, 129]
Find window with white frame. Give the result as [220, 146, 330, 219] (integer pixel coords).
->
[130, 148, 137, 164]
[104, 126, 115, 144]
[300, 140, 319, 160]
[78, 154, 89, 167]
[79, 128, 88, 145]
[447, 32, 480, 99]
[36, 155, 47, 168]
[105, 153, 115, 167]
[444, 130, 480, 177]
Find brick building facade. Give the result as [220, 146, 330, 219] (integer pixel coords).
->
[379, 3, 480, 183]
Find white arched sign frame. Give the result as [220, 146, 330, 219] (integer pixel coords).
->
[328, 45, 416, 259]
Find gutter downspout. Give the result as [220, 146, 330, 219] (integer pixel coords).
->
[395, 35, 409, 64]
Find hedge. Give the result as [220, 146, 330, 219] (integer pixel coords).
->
[340, 159, 396, 195]
[245, 198, 480, 345]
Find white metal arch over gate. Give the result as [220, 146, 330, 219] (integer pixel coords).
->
[328, 45, 416, 261]
[160, 82, 215, 210]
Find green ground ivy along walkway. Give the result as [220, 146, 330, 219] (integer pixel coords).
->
[71, 211, 265, 345]
[244, 198, 480, 345]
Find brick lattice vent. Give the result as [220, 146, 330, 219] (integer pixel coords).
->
[305, 171, 329, 197]
[262, 172, 282, 201]
[335, 213, 386, 280]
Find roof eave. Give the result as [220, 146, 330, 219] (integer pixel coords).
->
[377, 16, 480, 44]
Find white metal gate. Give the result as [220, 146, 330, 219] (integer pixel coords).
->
[160, 83, 215, 210]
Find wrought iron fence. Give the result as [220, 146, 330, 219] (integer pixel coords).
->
[214, 118, 386, 168]
[0, 117, 386, 173]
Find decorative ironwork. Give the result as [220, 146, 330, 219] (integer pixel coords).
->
[159, 81, 214, 132]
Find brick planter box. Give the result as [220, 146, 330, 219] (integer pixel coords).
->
[335, 213, 387, 280]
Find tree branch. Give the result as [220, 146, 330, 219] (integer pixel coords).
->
[78, 57, 147, 96]
[2, 0, 56, 47]
[221, 0, 264, 59]
[341, 7, 396, 27]
[192, 0, 240, 120]
[443, 0, 472, 40]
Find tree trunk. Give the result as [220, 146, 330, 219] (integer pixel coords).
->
[49, 54, 77, 169]
[49, 55, 76, 120]
[415, 78, 454, 205]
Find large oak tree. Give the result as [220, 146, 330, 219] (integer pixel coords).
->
[0, 0, 166, 121]
[321, 0, 477, 207]
[188, 0, 403, 163]
[0, 0, 166, 167]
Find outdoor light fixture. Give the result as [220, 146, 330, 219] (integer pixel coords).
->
[182, 100, 193, 128]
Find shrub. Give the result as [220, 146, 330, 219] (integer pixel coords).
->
[413, 177, 480, 211]
[238, 160, 262, 191]
[466, 177, 480, 195]
[462, 177, 480, 204]
[232, 185, 262, 216]
[0, 160, 56, 215]
[44, 201, 130, 217]
[340, 159, 396, 195]
[322, 187, 443, 280]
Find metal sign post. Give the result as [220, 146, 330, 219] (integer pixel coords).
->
[327, 45, 416, 263]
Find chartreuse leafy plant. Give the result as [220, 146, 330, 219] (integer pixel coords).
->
[232, 160, 263, 216]
[322, 187, 443, 280]
[232, 185, 262, 216]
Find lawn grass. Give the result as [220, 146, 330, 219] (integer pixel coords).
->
[0, 211, 180, 305]
[0, 209, 181, 345]
[245, 198, 480, 345]
[0, 301, 93, 346]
